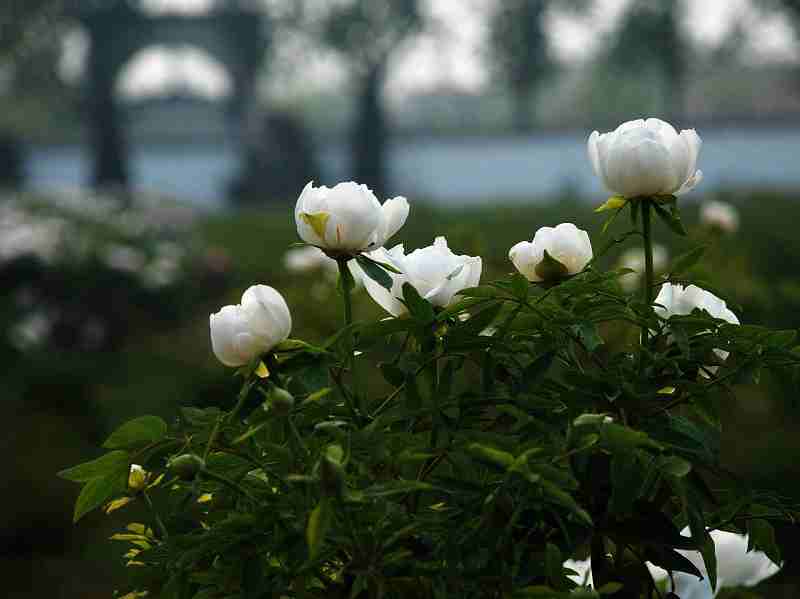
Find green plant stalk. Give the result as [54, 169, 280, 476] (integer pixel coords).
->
[337, 258, 361, 416]
[142, 490, 169, 540]
[641, 198, 656, 347]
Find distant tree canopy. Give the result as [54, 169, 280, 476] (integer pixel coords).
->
[605, 0, 688, 116]
[0, 0, 63, 59]
[319, 0, 423, 195]
[488, 0, 589, 132]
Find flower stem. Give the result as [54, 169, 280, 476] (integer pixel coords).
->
[337, 258, 354, 329]
[641, 198, 655, 347]
[337, 258, 361, 417]
[142, 490, 169, 540]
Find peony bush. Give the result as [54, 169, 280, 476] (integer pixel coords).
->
[61, 118, 800, 599]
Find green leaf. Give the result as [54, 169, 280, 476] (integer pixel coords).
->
[660, 456, 692, 478]
[241, 555, 265, 599]
[307, 499, 332, 561]
[299, 211, 330, 240]
[402, 282, 435, 323]
[653, 201, 688, 236]
[688, 509, 717, 591]
[645, 546, 703, 579]
[747, 519, 781, 565]
[466, 443, 515, 470]
[511, 273, 530, 300]
[73, 469, 128, 522]
[595, 195, 628, 213]
[58, 450, 129, 482]
[355, 254, 394, 291]
[670, 246, 707, 276]
[597, 582, 624, 595]
[103, 416, 168, 450]
[362, 480, 435, 498]
[534, 249, 569, 281]
[571, 323, 604, 352]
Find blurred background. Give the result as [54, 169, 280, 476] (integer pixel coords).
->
[3, 0, 800, 597]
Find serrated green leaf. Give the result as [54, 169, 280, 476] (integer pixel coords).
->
[58, 450, 129, 482]
[103, 416, 168, 450]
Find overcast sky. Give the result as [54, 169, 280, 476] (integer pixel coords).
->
[65, 0, 798, 100]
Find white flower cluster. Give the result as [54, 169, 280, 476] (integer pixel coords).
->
[211, 117, 742, 381]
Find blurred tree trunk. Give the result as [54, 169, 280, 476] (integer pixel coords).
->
[86, 33, 128, 189]
[511, 85, 535, 133]
[352, 62, 387, 196]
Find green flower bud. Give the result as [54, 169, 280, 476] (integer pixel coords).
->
[128, 464, 148, 492]
[168, 454, 206, 481]
[268, 387, 295, 417]
[319, 445, 345, 498]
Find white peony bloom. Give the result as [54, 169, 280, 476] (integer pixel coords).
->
[567, 528, 779, 598]
[654, 283, 740, 373]
[700, 200, 740, 233]
[654, 284, 739, 326]
[361, 237, 482, 317]
[294, 181, 409, 253]
[618, 244, 669, 292]
[509, 223, 593, 283]
[588, 118, 703, 198]
[209, 285, 292, 367]
[648, 528, 781, 599]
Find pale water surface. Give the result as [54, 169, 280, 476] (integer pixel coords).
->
[27, 126, 800, 208]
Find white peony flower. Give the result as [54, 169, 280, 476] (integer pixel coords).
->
[618, 244, 669, 292]
[648, 528, 781, 599]
[654, 283, 740, 373]
[588, 118, 703, 198]
[294, 181, 409, 254]
[209, 285, 292, 367]
[361, 237, 482, 317]
[567, 528, 780, 598]
[700, 200, 740, 233]
[509, 223, 593, 283]
[654, 284, 739, 326]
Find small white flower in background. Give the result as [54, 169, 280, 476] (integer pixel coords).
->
[655, 283, 740, 374]
[284, 245, 338, 275]
[618, 244, 669, 292]
[360, 237, 482, 317]
[588, 118, 703, 198]
[9, 310, 53, 352]
[283, 246, 363, 287]
[102, 243, 147, 274]
[209, 285, 292, 367]
[509, 223, 593, 283]
[128, 464, 148, 492]
[294, 181, 409, 253]
[700, 199, 740, 233]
